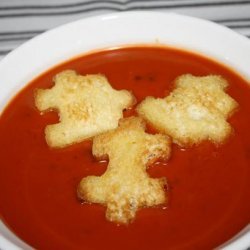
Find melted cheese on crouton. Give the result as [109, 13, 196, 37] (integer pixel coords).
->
[77, 117, 171, 224]
[137, 74, 238, 147]
[35, 70, 135, 148]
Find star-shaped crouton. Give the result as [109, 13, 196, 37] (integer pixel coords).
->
[137, 74, 238, 147]
[77, 117, 171, 224]
[35, 70, 135, 148]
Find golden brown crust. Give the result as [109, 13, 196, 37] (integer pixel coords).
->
[77, 117, 171, 224]
[137, 74, 239, 147]
[34, 70, 135, 148]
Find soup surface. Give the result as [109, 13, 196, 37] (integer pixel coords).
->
[0, 46, 250, 250]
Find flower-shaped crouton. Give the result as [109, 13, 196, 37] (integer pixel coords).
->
[77, 117, 171, 224]
[137, 74, 238, 147]
[35, 70, 135, 148]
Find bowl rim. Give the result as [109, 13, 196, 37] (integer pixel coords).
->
[0, 10, 249, 250]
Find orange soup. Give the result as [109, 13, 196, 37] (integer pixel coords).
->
[0, 46, 250, 250]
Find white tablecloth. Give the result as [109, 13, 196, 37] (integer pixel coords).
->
[0, 0, 250, 60]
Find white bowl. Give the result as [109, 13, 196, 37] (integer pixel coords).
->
[0, 11, 249, 250]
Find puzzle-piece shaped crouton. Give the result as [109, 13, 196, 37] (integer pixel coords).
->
[35, 70, 135, 148]
[137, 74, 238, 147]
[77, 117, 171, 224]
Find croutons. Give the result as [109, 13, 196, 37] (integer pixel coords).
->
[35, 70, 239, 224]
[35, 70, 135, 148]
[77, 117, 171, 224]
[137, 74, 238, 147]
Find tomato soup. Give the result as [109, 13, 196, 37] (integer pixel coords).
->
[0, 46, 250, 250]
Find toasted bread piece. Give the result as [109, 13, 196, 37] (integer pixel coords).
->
[137, 74, 238, 147]
[77, 117, 171, 224]
[35, 70, 135, 148]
